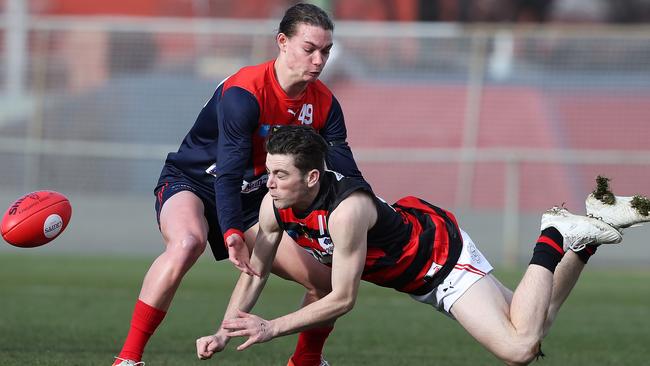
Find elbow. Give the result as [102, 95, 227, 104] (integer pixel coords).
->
[336, 297, 356, 316]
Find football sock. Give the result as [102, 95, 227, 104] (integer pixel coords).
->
[575, 244, 599, 264]
[289, 326, 334, 366]
[115, 299, 167, 364]
[529, 227, 564, 273]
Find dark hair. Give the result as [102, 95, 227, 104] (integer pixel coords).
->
[278, 3, 334, 37]
[266, 125, 328, 175]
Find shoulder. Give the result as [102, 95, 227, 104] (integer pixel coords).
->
[222, 60, 273, 99]
[308, 80, 334, 103]
[330, 191, 376, 226]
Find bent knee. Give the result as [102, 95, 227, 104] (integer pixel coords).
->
[164, 234, 207, 261]
[302, 271, 332, 299]
[304, 283, 332, 301]
[498, 340, 542, 366]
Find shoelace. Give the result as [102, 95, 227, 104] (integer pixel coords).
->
[114, 357, 145, 366]
[565, 234, 592, 252]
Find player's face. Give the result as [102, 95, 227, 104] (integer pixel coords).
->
[266, 153, 311, 210]
[279, 23, 333, 83]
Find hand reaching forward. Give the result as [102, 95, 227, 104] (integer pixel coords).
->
[196, 332, 228, 360]
[222, 310, 275, 351]
[226, 233, 260, 277]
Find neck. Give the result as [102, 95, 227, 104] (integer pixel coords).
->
[293, 182, 321, 215]
[274, 59, 308, 99]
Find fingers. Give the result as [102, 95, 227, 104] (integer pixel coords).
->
[237, 337, 257, 351]
[222, 311, 255, 336]
[244, 262, 261, 277]
[230, 257, 257, 277]
[228, 250, 260, 277]
[228, 256, 243, 269]
[236, 309, 251, 318]
[220, 324, 260, 351]
[221, 310, 270, 351]
[226, 236, 261, 277]
[195, 337, 214, 360]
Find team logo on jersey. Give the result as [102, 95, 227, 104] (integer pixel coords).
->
[258, 124, 272, 137]
[205, 163, 217, 177]
[298, 104, 313, 125]
[241, 175, 268, 194]
[317, 236, 334, 255]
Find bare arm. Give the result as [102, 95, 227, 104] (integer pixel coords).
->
[196, 193, 282, 359]
[222, 191, 377, 350]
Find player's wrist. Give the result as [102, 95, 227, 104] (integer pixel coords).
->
[267, 319, 281, 339]
[223, 228, 244, 245]
[215, 328, 230, 342]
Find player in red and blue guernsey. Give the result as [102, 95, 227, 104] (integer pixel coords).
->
[113, 4, 364, 366]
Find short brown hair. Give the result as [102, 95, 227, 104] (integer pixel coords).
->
[266, 125, 328, 175]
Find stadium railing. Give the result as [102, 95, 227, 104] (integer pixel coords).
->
[1, 16, 649, 265]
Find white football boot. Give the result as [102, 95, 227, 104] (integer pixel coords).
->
[586, 193, 650, 229]
[540, 206, 622, 252]
[113, 357, 145, 366]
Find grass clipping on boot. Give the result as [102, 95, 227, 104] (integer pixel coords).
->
[592, 176, 615, 204]
[631, 196, 650, 216]
[593, 175, 650, 216]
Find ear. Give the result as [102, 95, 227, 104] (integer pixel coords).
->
[306, 169, 320, 188]
[276, 33, 288, 52]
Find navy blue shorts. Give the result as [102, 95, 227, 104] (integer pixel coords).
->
[154, 163, 264, 261]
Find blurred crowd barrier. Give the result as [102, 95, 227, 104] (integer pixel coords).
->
[1, 16, 649, 264]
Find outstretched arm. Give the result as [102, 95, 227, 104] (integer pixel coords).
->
[196, 193, 282, 360]
[222, 192, 377, 351]
[214, 87, 260, 274]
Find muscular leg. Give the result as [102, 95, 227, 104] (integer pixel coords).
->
[451, 250, 589, 365]
[452, 267, 552, 366]
[544, 251, 585, 336]
[140, 191, 209, 308]
[479, 251, 586, 338]
[115, 191, 208, 364]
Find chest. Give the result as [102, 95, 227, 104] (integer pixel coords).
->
[281, 210, 334, 264]
[257, 89, 329, 129]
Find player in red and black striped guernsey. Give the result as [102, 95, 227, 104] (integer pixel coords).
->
[196, 125, 624, 365]
[113, 4, 364, 366]
[273, 170, 463, 295]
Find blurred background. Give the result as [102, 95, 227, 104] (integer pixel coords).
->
[1, 0, 649, 266]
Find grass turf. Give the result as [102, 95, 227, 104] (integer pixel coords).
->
[0, 253, 648, 365]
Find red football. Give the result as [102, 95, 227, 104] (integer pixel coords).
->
[1, 191, 72, 248]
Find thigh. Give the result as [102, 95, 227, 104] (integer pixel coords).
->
[244, 224, 332, 293]
[275, 233, 332, 293]
[159, 190, 209, 247]
[450, 274, 515, 352]
[492, 275, 514, 305]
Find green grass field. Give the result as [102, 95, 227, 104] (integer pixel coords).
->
[0, 253, 648, 365]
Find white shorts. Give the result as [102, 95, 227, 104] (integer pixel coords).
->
[410, 229, 493, 318]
